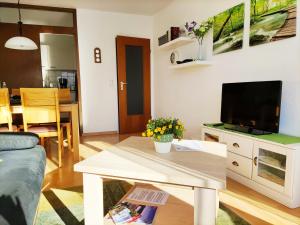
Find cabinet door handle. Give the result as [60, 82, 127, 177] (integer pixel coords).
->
[254, 156, 258, 166]
[233, 143, 240, 148]
[232, 161, 239, 167]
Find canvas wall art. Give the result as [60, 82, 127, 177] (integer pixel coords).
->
[213, 3, 245, 55]
[250, 0, 297, 46]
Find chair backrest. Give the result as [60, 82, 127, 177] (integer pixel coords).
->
[0, 88, 13, 130]
[20, 88, 60, 131]
[11, 88, 20, 96]
[58, 88, 72, 104]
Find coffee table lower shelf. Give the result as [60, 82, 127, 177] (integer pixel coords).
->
[81, 172, 217, 225]
[104, 183, 216, 225]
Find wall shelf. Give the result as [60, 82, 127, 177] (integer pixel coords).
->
[170, 60, 213, 69]
[159, 37, 193, 50]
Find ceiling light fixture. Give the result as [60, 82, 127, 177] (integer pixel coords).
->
[4, 0, 38, 50]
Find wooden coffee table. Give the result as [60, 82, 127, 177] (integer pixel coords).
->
[74, 136, 227, 225]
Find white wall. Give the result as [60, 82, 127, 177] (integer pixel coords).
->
[153, 0, 300, 138]
[77, 9, 153, 133]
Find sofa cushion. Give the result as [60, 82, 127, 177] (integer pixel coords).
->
[0, 145, 46, 225]
[0, 125, 18, 132]
[28, 126, 57, 134]
[0, 132, 39, 151]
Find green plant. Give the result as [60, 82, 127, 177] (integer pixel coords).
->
[142, 118, 184, 142]
[185, 18, 214, 45]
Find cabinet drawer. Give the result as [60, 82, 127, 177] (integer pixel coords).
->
[227, 152, 253, 179]
[202, 128, 222, 142]
[223, 134, 253, 158]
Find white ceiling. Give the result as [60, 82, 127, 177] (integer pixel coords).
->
[0, 0, 173, 15]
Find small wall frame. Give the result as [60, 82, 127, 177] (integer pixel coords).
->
[94, 47, 102, 63]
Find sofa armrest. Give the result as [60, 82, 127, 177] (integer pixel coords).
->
[0, 132, 39, 151]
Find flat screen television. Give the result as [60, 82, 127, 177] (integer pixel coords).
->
[221, 81, 282, 135]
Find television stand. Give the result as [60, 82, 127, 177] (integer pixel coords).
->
[202, 124, 300, 208]
[224, 124, 272, 135]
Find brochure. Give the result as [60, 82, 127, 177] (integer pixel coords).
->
[109, 201, 157, 225]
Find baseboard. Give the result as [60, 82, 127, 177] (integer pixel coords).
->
[82, 131, 118, 136]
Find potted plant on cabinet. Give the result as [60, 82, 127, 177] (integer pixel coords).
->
[142, 118, 184, 154]
[185, 18, 214, 60]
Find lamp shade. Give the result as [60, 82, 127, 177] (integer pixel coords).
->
[5, 36, 38, 50]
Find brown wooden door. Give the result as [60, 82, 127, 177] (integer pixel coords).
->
[116, 36, 151, 134]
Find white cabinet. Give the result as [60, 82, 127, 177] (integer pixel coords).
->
[202, 129, 223, 142]
[223, 134, 253, 159]
[40, 45, 50, 68]
[227, 152, 253, 179]
[252, 142, 292, 195]
[40, 40, 76, 70]
[47, 46, 76, 70]
[201, 125, 300, 208]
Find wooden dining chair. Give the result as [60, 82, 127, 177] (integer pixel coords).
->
[0, 88, 14, 132]
[58, 88, 72, 152]
[20, 88, 63, 167]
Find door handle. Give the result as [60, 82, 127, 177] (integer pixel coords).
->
[232, 161, 239, 167]
[233, 143, 240, 148]
[120, 81, 127, 91]
[254, 156, 258, 166]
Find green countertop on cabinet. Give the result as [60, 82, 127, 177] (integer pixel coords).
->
[204, 124, 300, 145]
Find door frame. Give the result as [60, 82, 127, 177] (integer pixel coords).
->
[0, 3, 83, 134]
[116, 35, 151, 134]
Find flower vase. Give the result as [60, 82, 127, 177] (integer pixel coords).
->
[196, 44, 205, 61]
[153, 134, 173, 154]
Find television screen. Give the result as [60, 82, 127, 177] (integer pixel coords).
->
[221, 81, 282, 134]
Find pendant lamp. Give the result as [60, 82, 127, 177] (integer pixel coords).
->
[4, 0, 38, 50]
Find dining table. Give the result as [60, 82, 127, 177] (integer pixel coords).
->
[10, 103, 80, 161]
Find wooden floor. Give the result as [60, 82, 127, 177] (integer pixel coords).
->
[44, 133, 300, 225]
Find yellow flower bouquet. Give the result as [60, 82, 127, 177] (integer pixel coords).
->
[142, 118, 184, 143]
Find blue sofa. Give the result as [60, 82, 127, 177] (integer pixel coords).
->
[0, 132, 46, 225]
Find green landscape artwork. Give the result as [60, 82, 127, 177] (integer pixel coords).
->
[250, 0, 297, 46]
[213, 3, 245, 55]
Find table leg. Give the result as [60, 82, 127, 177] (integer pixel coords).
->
[83, 173, 104, 225]
[71, 104, 80, 161]
[194, 187, 217, 225]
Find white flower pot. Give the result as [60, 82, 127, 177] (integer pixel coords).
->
[154, 141, 172, 154]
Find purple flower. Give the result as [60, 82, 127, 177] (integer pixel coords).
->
[185, 22, 189, 30]
[185, 21, 196, 32]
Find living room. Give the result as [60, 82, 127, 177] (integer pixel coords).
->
[0, 0, 300, 225]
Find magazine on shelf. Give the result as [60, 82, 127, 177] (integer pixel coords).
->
[126, 187, 169, 205]
[109, 201, 158, 225]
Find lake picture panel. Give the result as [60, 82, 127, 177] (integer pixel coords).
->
[250, 0, 297, 46]
[213, 3, 245, 55]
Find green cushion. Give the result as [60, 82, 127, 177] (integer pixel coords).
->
[0, 132, 39, 151]
[0, 145, 46, 225]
